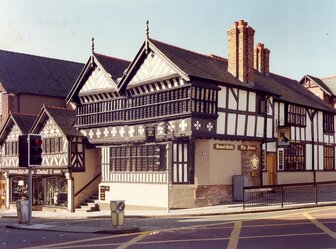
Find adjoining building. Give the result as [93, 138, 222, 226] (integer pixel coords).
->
[0, 50, 83, 207]
[65, 20, 336, 209]
[0, 49, 84, 128]
[300, 74, 336, 108]
[0, 106, 101, 211]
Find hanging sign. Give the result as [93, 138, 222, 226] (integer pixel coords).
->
[146, 126, 156, 143]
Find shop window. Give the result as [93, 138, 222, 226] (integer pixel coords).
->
[11, 177, 28, 202]
[284, 143, 305, 171]
[323, 112, 334, 133]
[324, 146, 335, 170]
[46, 177, 67, 207]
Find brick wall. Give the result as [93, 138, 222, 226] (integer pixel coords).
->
[227, 20, 255, 83]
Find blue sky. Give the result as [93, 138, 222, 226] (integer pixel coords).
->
[0, 0, 335, 80]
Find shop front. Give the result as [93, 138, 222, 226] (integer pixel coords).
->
[7, 169, 68, 210]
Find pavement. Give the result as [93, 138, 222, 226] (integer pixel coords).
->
[1, 201, 335, 234]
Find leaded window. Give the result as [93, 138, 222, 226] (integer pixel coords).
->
[43, 137, 63, 154]
[284, 143, 305, 171]
[109, 144, 166, 172]
[76, 86, 192, 126]
[287, 104, 306, 127]
[4, 142, 18, 156]
[324, 146, 335, 171]
[191, 86, 217, 115]
[323, 112, 334, 133]
[172, 141, 193, 184]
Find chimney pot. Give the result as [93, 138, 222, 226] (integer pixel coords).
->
[254, 43, 270, 75]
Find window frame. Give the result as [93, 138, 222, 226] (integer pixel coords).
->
[324, 146, 335, 171]
[323, 112, 334, 133]
[284, 143, 305, 171]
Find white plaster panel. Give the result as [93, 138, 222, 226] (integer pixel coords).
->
[218, 86, 227, 108]
[237, 114, 245, 136]
[247, 116, 255, 137]
[217, 112, 226, 134]
[238, 90, 247, 111]
[227, 113, 236, 135]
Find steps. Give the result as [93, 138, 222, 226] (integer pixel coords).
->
[75, 192, 100, 212]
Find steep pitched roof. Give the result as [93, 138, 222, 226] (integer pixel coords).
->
[11, 113, 37, 134]
[121, 38, 335, 113]
[0, 49, 84, 98]
[148, 39, 254, 89]
[31, 106, 82, 137]
[93, 53, 130, 79]
[301, 74, 333, 96]
[256, 73, 335, 112]
[321, 76, 336, 95]
[66, 53, 130, 103]
[0, 113, 37, 144]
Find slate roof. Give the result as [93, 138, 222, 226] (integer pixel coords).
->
[11, 113, 37, 134]
[303, 74, 333, 95]
[93, 53, 130, 78]
[0, 113, 37, 144]
[44, 106, 82, 137]
[0, 49, 84, 98]
[148, 38, 335, 113]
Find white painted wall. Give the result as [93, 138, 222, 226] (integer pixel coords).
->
[99, 182, 168, 208]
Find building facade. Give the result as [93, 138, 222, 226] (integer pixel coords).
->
[65, 20, 336, 209]
[0, 106, 100, 211]
[300, 74, 336, 108]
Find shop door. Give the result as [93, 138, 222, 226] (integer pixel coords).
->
[33, 177, 44, 210]
[0, 180, 6, 208]
[267, 153, 277, 185]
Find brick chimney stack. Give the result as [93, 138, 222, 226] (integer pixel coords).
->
[254, 43, 270, 75]
[227, 20, 255, 83]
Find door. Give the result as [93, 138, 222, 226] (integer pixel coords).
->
[267, 153, 277, 185]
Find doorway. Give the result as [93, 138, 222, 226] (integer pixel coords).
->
[267, 153, 277, 185]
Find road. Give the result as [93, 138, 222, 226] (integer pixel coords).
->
[1, 206, 336, 249]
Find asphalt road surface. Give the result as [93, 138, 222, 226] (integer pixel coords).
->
[1, 206, 336, 249]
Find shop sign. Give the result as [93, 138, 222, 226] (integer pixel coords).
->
[250, 154, 260, 170]
[100, 186, 110, 201]
[213, 143, 235, 150]
[249, 172, 260, 177]
[278, 126, 290, 147]
[238, 145, 257, 151]
[146, 126, 156, 143]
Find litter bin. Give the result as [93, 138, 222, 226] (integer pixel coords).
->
[16, 200, 28, 224]
[110, 200, 125, 227]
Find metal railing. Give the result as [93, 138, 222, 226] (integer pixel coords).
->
[243, 181, 336, 209]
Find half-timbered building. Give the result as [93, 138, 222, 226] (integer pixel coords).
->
[66, 20, 336, 209]
[300, 74, 336, 108]
[0, 113, 37, 209]
[0, 106, 101, 211]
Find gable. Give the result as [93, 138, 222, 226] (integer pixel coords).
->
[4, 124, 22, 143]
[40, 118, 64, 138]
[127, 50, 180, 88]
[79, 66, 116, 95]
